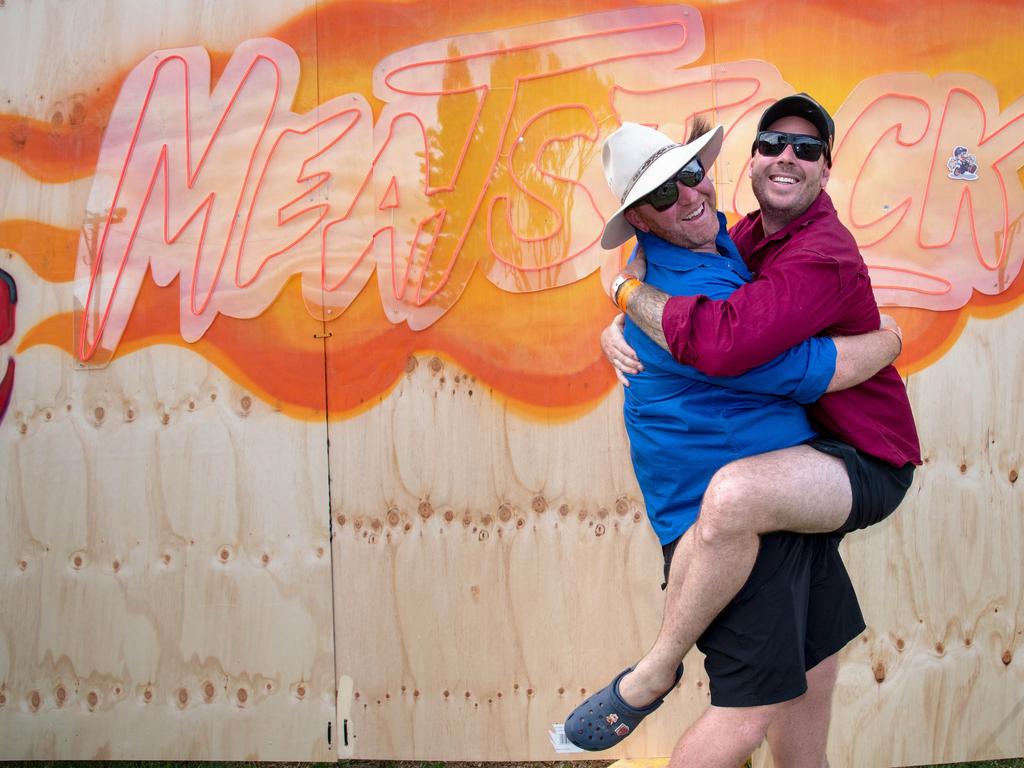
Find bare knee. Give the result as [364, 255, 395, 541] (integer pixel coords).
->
[730, 708, 775, 754]
[698, 465, 761, 544]
[675, 705, 777, 767]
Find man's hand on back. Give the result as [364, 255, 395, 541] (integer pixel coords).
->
[601, 314, 643, 386]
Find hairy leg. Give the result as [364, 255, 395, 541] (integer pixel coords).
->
[617, 529, 700, 700]
[669, 703, 778, 768]
[619, 446, 851, 707]
[766, 655, 839, 768]
[698, 446, 853, 536]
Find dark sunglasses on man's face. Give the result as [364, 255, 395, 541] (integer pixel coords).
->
[633, 158, 705, 212]
[755, 131, 828, 162]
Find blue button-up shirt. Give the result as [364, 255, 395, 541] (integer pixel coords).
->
[624, 216, 836, 544]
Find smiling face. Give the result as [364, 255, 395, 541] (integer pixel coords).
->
[623, 167, 720, 253]
[750, 115, 831, 234]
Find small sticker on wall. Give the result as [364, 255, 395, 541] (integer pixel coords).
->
[946, 145, 979, 180]
[549, 723, 584, 753]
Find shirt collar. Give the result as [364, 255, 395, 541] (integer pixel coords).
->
[751, 190, 836, 247]
[638, 211, 746, 270]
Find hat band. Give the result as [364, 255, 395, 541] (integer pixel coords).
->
[620, 143, 682, 204]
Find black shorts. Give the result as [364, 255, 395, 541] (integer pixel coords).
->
[807, 437, 916, 533]
[662, 531, 865, 707]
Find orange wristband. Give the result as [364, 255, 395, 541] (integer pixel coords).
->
[616, 278, 642, 312]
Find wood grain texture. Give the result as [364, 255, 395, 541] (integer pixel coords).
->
[330, 303, 1023, 763]
[2, 0, 1021, 764]
[0, 334, 335, 759]
[0, 1, 334, 759]
[0, 0, 309, 122]
[815, 307, 1024, 768]
[329, 350, 716, 760]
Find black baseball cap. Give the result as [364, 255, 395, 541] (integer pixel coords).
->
[755, 93, 835, 165]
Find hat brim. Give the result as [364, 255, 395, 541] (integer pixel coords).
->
[600, 124, 724, 250]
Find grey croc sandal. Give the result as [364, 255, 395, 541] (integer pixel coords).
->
[564, 664, 684, 751]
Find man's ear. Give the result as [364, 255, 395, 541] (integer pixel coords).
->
[624, 208, 651, 233]
[820, 161, 831, 189]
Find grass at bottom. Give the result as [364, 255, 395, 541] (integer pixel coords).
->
[9, 759, 1024, 768]
[354, 761, 1024, 768]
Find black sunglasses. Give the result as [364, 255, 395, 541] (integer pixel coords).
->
[755, 131, 829, 162]
[632, 158, 705, 212]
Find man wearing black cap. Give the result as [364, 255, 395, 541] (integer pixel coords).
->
[590, 93, 921, 759]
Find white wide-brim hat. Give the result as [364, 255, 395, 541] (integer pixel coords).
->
[600, 122, 724, 249]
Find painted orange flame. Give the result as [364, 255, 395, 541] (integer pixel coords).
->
[3, 0, 1024, 421]
[18, 264, 618, 421]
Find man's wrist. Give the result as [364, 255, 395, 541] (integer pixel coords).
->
[606, 274, 630, 303]
[610, 273, 635, 304]
[615, 278, 642, 312]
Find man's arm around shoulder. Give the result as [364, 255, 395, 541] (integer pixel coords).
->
[661, 250, 848, 376]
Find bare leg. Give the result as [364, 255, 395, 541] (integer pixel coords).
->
[669, 703, 777, 768]
[619, 446, 852, 707]
[766, 655, 839, 768]
[664, 658, 837, 768]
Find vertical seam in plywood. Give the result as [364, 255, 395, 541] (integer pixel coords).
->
[311, 0, 341, 759]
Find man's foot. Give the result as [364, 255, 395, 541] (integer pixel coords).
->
[563, 664, 683, 751]
[617, 660, 686, 709]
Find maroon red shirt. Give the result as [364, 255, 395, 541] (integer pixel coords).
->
[661, 191, 921, 467]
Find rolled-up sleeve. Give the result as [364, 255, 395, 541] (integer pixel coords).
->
[661, 251, 846, 376]
[713, 336, 837, 403]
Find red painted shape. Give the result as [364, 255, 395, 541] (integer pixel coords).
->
[0, 268, 15, 425]
[0, 358, 12, 425]
[0, 268, 15, 345]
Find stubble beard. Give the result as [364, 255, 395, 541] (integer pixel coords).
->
[640, 207, 720, 252]
[751, 168, 820, 229]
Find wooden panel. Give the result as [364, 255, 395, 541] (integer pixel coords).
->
[0, 0, 309, 116]
[820, 306, 1024, 768]
[330, 313, 1024, 766]
[0, 0, 335, 760]
[0, 347, 336, 760]
[328, 350, 717, 760]
[2, 0, 1022, 764]
[324, 0, 1024, 762]
[746, 308, 1024, 768]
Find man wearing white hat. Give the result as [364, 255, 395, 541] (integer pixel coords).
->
[564, 116, 906, 765]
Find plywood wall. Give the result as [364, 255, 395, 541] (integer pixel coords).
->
[328, 350, 685, 760]
[1, 0, 1022, 765]
[329, 307, 1024, 765]
[0, 0, 336, 760]
[0, 344, 336, 760]
[823, 306, 1024, 768]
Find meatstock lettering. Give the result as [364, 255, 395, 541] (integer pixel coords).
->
[74, 6, 1024, 363]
